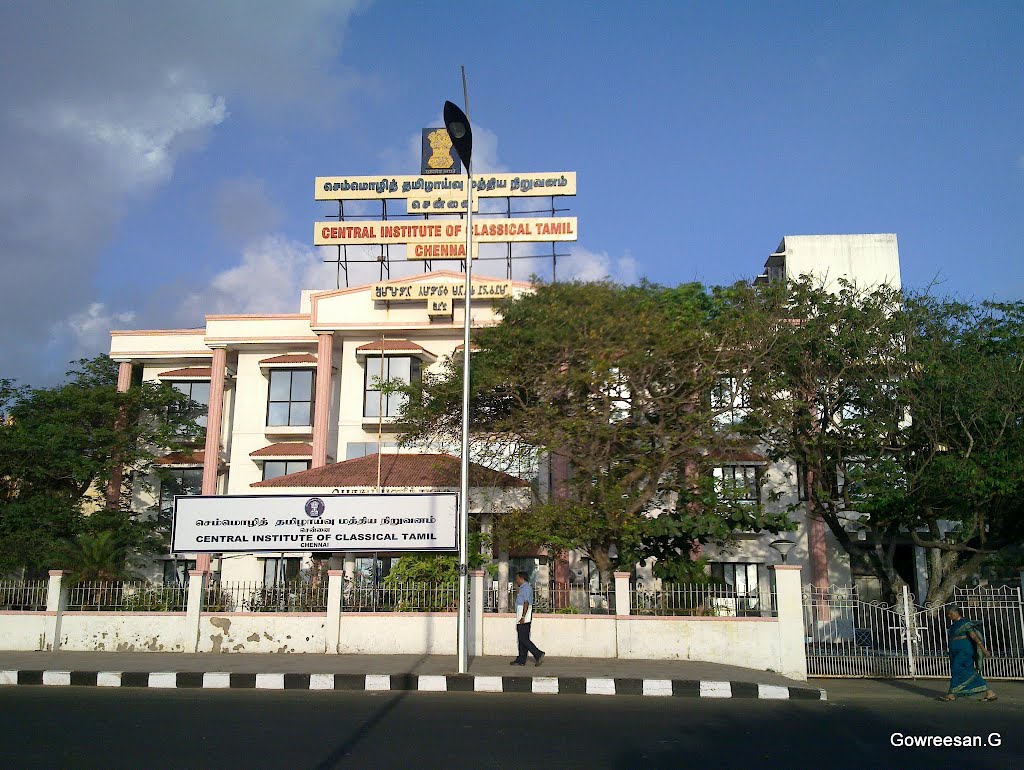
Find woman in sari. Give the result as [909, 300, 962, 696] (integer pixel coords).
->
[939, 605, 998, 701]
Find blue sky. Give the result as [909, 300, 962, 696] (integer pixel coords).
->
[1, 1, 1021, 385]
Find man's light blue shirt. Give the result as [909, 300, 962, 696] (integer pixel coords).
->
[515, 581, 534, 609]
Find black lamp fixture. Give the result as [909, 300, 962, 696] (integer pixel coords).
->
[443, 100, 473, 171]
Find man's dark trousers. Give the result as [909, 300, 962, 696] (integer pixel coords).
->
[515, 622, 544, 664]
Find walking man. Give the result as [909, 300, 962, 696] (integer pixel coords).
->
[510, 571, 545, 666]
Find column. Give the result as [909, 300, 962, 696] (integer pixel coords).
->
[312, 332, 334, 468]
[769, 565, 808, 681]
[497, 552, 509, 613]
[104, 361, 134, 509]
[326, 570, 344, 654]
[198, 347, 227, 572]
[185, 570, 207, 653]
[43, 570, 68, 651]
[470, 570, 485, 656]
[614, 571, 631, 616]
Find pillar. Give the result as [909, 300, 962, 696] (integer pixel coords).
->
[497, 552, 510, 613]
[326, 570, 344, 654]
[198, 347, 227, 572]
[185, 570, 207, 653]
[43, 570, 68, 651]
[104, 361, 134, 509]
[769, 564, 808, 681]
[470, 569, 485, 656]
[614, 571, 631, 616]
[312, 332, 333, 468]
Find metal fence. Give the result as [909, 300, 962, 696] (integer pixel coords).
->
[0, 579, 48, 611]
[66, 581, 188, 612]
[204, 581, 328, 613]
[632, 583, 775, 617]
[483, 582, 616, 614]
[803, 584, 1024, 679]
[341, 581, 458, 612]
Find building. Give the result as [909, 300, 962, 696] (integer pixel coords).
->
[109, 234, 904, 600]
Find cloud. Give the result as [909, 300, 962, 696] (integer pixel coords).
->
[56, 303, 138, 361]
[550, 246, 640, 284]
[0, 1, 362, 384]
[175, 235, 335, 320]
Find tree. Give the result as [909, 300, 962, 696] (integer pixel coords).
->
[0, 355, 203, 576]
[881, 296, 1024, 603]
[742, 277, 914, 599]
[400, 280, 791, 580]
[745, 278, 1024, 605]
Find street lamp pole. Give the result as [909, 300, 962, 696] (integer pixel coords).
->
[444, 94, 474, 675]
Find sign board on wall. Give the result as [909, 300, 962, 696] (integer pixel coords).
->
[314, 217, 576, 247]
[315, 173, 576, 201]
[172, 493, 458, 553]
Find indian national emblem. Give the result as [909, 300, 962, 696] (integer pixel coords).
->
[304, 497, 325, 518]
[426, 128, 455, 170]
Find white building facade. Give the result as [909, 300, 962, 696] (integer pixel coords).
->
[109, 234, 903, 600]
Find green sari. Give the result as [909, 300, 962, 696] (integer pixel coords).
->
[947, 618, 988, 698]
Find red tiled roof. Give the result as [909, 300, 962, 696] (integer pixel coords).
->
[355, 340, 435, 357]
[259, 354, 317, 365]
[251, 453, 528, 489]
[250, 443, 313, 458]
[158, 367, 212, 378]
[155, 450, 206, 466]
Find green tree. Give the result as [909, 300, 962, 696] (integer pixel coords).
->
[882, 296, 1024, 603]
[745, 279, 1024, 604]
[0, 355, 203, 576]
[400, 280, 791, 581]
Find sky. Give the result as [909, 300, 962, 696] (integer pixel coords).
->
[1, 1, 1021, 386]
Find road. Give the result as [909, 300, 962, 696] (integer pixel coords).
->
[1, 682, 1020, 769]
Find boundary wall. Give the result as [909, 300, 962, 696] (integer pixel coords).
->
[0, 566, 807, 681]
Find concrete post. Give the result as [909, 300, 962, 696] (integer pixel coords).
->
[497, 552, 509, 613]
[185, 570, 207, 653]
[43, 570, 67, 651]
[614, 571, 631, 616]
[769, 565, 808, 681]
[326, 570, 344, 654]
[470, 570, 485, 657]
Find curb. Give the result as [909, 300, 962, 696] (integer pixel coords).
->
[0, 670, 826, 700]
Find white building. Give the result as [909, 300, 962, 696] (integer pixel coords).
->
[109, 233, 903, 600]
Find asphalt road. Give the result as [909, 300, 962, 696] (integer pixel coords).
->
[1, 684, 1020, 769]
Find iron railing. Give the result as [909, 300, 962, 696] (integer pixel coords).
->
[802, 584, 1024, 679]
[341, 581, 458, 612]
[483, 582, 616, 614]
[0, 579, 48, 611]
[204, 580, 328, 613]
[633, 583, 773, 617]
[66, 581, 188, 612]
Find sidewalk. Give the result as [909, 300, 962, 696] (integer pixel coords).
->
[0, 651, 826, 700]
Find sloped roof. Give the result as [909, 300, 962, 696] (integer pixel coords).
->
[251, 453, 528, 489]
[250, 443, 313, 458]
[158, 367, 212, 378]
[155, 450, 206, 466]
[259, 354, 317, 365]
[355, 340, 435, 357]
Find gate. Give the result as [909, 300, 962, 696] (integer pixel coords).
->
[802, 584, 1024, 679]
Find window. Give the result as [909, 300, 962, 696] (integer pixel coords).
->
[710, 562, 763, 615]
[261, 557, 301, 587]
[711, 375, 750, 425]
[267, 369, 315, 426]
[162, 559, 196, 586]
[345, 441, 399, 460]
[713, 465, 760, 502]
[363, 356, 421, 419]
[158, 468, 203, 527]
[262, 460, 311, 481]
[168, 381, 210, 431]
[796, 462, 809, 501]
